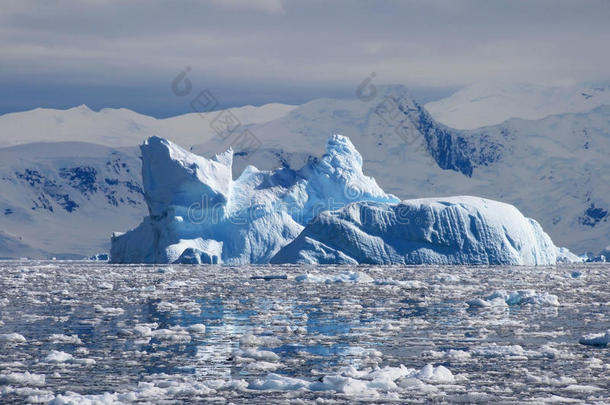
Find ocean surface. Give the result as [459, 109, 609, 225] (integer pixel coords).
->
[0, 262, 608, 404]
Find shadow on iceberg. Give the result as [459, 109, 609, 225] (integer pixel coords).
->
[271, 197, 573, 265]
[111, 135, 574, 265]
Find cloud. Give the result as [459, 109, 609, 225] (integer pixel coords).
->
[208, 0, 284, 15]
[0, 0, 609, 111]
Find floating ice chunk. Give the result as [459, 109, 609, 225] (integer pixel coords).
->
[563, 384, 603, 393]
[0, 371, 46, 386]
[424, 349, 471, 362]
[186, 324, 206, 334]
[45, 350, 73, 363]
[238, 334, 281, 347]
[432, 273, 461, 283]
[151, 327, 191, 343]
[238, 348, 280, 362]
[526, 373, 577, 386]
[98, 282, 113, 290]
[505, 290, 559, 306]
[73, 357, 96, 366]
[473, 344, 529, 358]
[469, 289, 559, 308]
[133, 325, 153, 338]
[374, 278, 423, 288]
[93, 305, 125, 316]
[249, 363, 455, 395]
[579, 330, 610, 347]
[295, 271, 373, 284]
[314, 375, 381, 397]
[416, 364, 455, 383]
[49, 334, 83, 345]
[467, 297, 507, 308]
[244, 361, 282, 372]
[0, 333, 26, 344]
[248, 373, 310, 391]
[397, 377, 438, 392]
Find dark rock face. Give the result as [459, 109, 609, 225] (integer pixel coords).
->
[12, 164, 144, 213]
[377, 87, 504, 177]
[579, 203, 608, 227]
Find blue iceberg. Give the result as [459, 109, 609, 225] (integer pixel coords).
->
[111, 135, 571, 265]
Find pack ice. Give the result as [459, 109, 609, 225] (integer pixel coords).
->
[111, 135, 570, 265]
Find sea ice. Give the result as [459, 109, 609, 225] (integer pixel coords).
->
[45, 351, 73, 363]
[579, 330, 610, 347]
[0, 333, 26, 344]
[468, 289, 559, 308]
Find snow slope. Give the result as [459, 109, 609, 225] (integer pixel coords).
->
[0, 103, 296, 149]
[198, 86, 608, 254]
[0, 142, 145, 258]
[110, 135, 398, 264]
[271, 197, 562, 265]
[1, 84, 608, 258]
[425, 81, 610, 129]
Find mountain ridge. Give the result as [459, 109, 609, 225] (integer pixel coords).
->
[0, 84, 608, 258]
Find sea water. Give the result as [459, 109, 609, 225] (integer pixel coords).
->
[0, 262, 608, 403]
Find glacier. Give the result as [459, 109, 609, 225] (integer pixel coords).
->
[111, 134, 570, 265]
[110, 135, 398, 264]
[271, 197, 565, 265]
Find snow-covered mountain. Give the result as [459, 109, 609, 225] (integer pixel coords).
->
[0, 85, 608, 258]
[197, 85, 609, 254]
[0, 103, 296, 148]
[0, 142, 145, 258]
[0, 103, 296, 258]
[425, 81, 610, 129]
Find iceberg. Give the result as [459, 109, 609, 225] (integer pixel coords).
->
[110, 135, 397, 264]
[111, 135, 568, 265]
[271, 197, 563, 265]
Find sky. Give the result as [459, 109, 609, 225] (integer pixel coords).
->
[1, 0, 609, 117]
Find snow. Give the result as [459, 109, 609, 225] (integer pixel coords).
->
[425, 81, 610, 129]
[0, 141, 145, 259]
[111, 134, 398, 264]
[2, 84, 608, 260]
[272, 196, 565, 265]
[0, 103, 297, 149]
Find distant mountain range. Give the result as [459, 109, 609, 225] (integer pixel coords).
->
[0, 83, 608, 258]
[425, 81, 610, 129]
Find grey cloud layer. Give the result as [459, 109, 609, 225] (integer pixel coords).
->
[1, 0, 609, 89]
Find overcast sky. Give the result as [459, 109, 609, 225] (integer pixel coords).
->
[1, 0, 609, 116]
